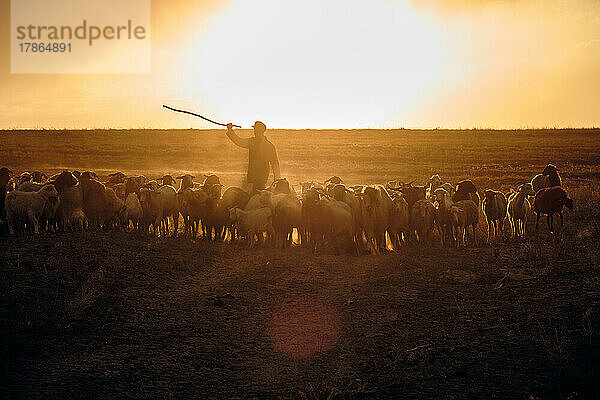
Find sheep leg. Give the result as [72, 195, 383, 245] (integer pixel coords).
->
[549, 215, 554, 233]
[6, 211, 15, 235]
[487, 220, 492, 243]
[535, 214, 540, 230]
[560, 212, 564, 228]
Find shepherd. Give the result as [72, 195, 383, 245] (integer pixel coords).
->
[225, 121, 280, 193]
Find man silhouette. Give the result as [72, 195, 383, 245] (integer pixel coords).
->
[226, 121, 280, 192]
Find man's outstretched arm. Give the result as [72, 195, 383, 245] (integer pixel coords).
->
[225, 123, 251, 149]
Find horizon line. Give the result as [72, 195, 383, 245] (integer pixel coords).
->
[1, 126, 600, 132]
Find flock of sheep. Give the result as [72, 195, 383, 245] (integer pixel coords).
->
[0, 164, 574, 254]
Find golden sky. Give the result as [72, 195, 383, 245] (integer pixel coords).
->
[1, 0, 599, 129]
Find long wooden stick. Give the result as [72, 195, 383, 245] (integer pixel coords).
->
[163, 105, 241, 128]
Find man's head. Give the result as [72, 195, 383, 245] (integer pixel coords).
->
[252, 121, 266, 137]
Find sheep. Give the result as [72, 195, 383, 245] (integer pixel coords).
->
[229, 207, 274, 248]
[374, 185, 394, 251]
[270, 178, 293, 195]
[359, 186, 382, 254]
[179, 187, 209, 237]
[542, 164, 562, 187]
[156, 185, 179, 236]
[16, 182, 44, 192]
[300, 181, 315, 194]
[79, 178, 110, 228]
[80, 171, 99, 180]
[482, 189, 508, 242]
[410, 199, 436, 243]
[203, 174, 221, 186]
[111, 183, 126, 200]
[144, 180, 160, 191]
[40, 193, 60, 232]
[47, 170, 78, 194]
[354, 185, 394, 253]
[138, 187, 163, 234]
[453, 180, 479, 205]
[244, 193, 267, 211]
[99, 187, 123, 229]
[18, 172, 32, 185]
[272, 193, 302, 248]
[301, 188, 324, 250]
[1, 167, 14, 227]
[426, 174, 442, 198]
[119, 193, 143, 231]
[324, 176, 343, 185]
[534, 187, 573, 233]
[397, 183, 426, 209]
[31, 171, 47, 183]
[124, 175, 147, 196]
[106, 172, 126, 185]
[201, 183, 224, 240]
[332, 184, 363, 253]
[433, 188, 454, 246]
[507, 183, 535, 238]
[531, 164, 562, 193]
[389, 195, 410, 249]
[54, 182, 84, 232]
[319, 196, 354, 254]
[46, 171, 82, 231]
[159, 175, 177, 187]
[5, 185, 59, 234]
[176, 174, 196, 192]
[216, 187, 252, 240]
[531, 174, 549, 193]
[449, 200, 479, 247]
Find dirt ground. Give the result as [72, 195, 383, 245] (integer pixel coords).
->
[1, 129, 600, 398]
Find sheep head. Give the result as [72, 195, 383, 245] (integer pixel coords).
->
[519, 183, 535, 196]
[543, 164, 559, 175]
[38, 184, 59, 199]
[271, 178, 291, 194]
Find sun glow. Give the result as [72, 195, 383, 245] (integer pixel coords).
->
[178, 0, 449, 128]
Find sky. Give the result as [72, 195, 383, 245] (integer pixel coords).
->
[1, 0, 599, 129]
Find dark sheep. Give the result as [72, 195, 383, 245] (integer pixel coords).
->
[107, 172, 126, 184]
[271, 178, 292, 194]
[534, 186, 573, 232]
[542, 164, 562, 188]
[398, 183, 426, 209]
[452, 180, 479, 205]
[203, 174, 222, 186]
[80, 171, 99, 180]
[324, 176, 343, 185]
[159, 174, 177, 187]
[48, 170, 78, 195]
[1, 167, 14, 228]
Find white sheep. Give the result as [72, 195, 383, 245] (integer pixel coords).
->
[157, 185, 179, 235]
[450, 199, 479, 247]
[5, 185, 59, 234]
[229, 207, 274, 247]
[433, 187, 454, 246]
[120, 193, 143, 231]
[507, 183, 535, 238]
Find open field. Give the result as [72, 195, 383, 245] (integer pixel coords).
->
[1, 129, 600, 398]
